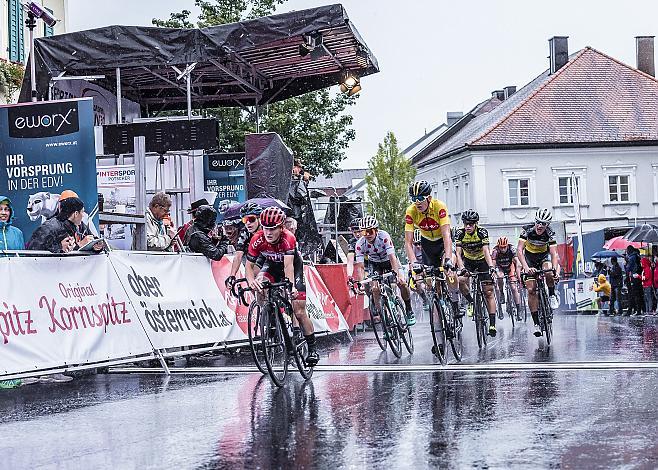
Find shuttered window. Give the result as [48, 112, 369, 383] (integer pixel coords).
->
[8, 0, 26, 63]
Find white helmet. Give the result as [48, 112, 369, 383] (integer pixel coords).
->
[359, 215, 379, 230]
[535, 208, 553, 224]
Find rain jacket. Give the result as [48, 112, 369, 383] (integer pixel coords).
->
[185, 206, 229, 261]
[593, 274, 611, 297]
[609, 262, 624, 287]
[0, 196, 25, 252]
[640, 257, 658, 288]
[27, 217, 78, 253]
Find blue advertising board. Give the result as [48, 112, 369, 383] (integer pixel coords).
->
[0, 98, 99, 242]
[204, 152, 246, 221]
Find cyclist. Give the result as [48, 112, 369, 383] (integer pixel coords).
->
[353, 215, 416, 326]
[346, 218, 362, 278]
[244, 206, 319, 366]
[403, 180, 460, 312]
[492, 236, 522, 320]
[454, 210, 498, 337]
[517, 208, 560, 337]
[225, 202, 262, 290]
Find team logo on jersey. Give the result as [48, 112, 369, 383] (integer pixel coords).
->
[418, 218, 440, 232]
[405, 214, 413, 224]
[439, 209, 447, 219]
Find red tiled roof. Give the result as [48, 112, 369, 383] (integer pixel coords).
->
[472, 47, 658, 146]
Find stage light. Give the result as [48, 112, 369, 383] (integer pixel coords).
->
[340, 73, 361, 96]
[356, 48, 370, 68]
[299, 32, 323, 57]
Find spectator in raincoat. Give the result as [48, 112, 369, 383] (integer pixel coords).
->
[641, 256, 658, 314]
[184, 205, 229, 261]
[0, 195, 25, 253]
[591, 273, 611, 314]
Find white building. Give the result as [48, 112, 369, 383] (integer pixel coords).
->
[410, 36, 658, 243]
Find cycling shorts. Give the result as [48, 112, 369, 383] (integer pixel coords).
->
[464, 258, 493, 283]
[420, 238, 446, 268]
[259, 253, 306, 300]
[524, 250, 549, 271]
[367, 260, 393, 276]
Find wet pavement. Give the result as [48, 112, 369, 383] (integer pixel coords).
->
[3, 313, 658, 469]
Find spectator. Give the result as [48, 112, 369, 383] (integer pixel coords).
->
[0, 196, 24, 253]
[641, 254, 658, 315]
[178, 198, 209, 245]
[222, 217, 242, 249]
[28, 197, 102, 253]
[140, 192, 175, 252]
[609, 256, 624, 316]
[591, 274, 611, 314]
[184, 206, 229, 260]
[284, 216, 298, 235]
[625, 246, 643, 316]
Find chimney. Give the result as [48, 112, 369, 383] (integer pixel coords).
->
[636, 36, 655, 77]
[491, 90, 505, 101]
[504, 86, 517, 99]
[446, 111, 463, 127]
[549, 36, 569, 74]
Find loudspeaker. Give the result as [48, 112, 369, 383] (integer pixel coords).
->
[102, 118, 218, 154]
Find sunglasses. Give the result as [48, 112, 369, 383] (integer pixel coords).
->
[411, 195, 428, 203]
[361, 228, 376, 236]
[242, 215, 259, 224]
[535, 221, 549, 227]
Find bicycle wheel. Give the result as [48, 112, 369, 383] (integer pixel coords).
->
[476, 289, 488, 347]
[382, 298, 402, 358]
[248, 301, 268, 375]
[474, 291, 484, 349]
[260, 304, 289, 387]
[539, 287, 552, 345]
[368, 294, 387, 351]
[494, 281, 504, 321]
[292, 327, 314, 380]
[506, 282, 516, 328]
[446, 300, 463, 361]
[429, 295, 448, 364]
[393, 298, 414, 354]
[520, 285, 529, 322]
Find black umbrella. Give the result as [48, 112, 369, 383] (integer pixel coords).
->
[624, 223, 658, 243]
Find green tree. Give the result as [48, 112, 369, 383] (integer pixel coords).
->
[0, 60, 25, 103]
[365, 132, 416, 251]
[153, 0, 357, 177]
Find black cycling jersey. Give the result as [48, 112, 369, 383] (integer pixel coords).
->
[492, 245, 516, 269]
[519, 223, 556, 254]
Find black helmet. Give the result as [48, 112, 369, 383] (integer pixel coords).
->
[195, 205, 218, 231]
[409, 180, 432, 198]
[240, 201, 263, 217]
[349, 218, 362, 230]
[461, 209, 479, 224]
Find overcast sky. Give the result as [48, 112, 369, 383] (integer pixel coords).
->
[67, 0, 658, 169]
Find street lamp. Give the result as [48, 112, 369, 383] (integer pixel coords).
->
[23, 2, 58, 102]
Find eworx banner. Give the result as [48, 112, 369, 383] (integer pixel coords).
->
[0, 255, 153, 376]
[0, 98, 100, 241]
[204, 152, 246, 223]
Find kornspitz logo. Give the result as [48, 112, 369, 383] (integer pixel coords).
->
[8, 101, 79, 138]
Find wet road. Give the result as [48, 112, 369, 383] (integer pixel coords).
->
[3, 313, 658, 469]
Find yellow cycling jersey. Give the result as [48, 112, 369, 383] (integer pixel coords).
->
[404, 199, 450, 242]
[455, 226, 490, 261]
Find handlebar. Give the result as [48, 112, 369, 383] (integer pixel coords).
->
[231, 277, 293, 306]
[520, 268, 557, 282]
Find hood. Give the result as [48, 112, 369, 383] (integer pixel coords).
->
[194, 205, 218, 231]
[597, 274, 607, 283]
[0, 195, 15, 225]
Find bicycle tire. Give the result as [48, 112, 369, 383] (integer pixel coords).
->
[506, 281, 516, 328]
[260, 304, 289, 387]
[429, 295, 447, 364]
[494, 280, 504, 321]
[247, 301, 268, 375]
[448, 303, 464, 362]
[292, 330, 314, 380]
[537, 280, 552, 345]
[368, 294, 387, 351]
[521, 284, 529, 322]
[474, 287, 484, 349]
[393, 298, 414, 354]
[382, 298, 402, 358]
[477, 287, 489, 347]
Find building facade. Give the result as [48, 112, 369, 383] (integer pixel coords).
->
[411, 37, 658, 244]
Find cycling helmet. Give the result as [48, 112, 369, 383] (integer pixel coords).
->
[409, 180, 432, 198]
[413, 229, 422, 244]
[497, 237, 508, 247]
[349, 218, 362, 230]
[260, 206, 286, 228]
[535, 208, 553, 224]
[240, 201, 263, 217]
[359, 215, 379, 230]
[461, 209, 479, 224]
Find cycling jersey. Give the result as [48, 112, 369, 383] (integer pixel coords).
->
[455, 226, 489, 261]
[347, 235, 358, 254]
[236, 226, 253, 253]
[355, 229, 396, 264]
[404, 199, 450, 241]
[492, 245, 516, 269]
[519, 224, 556, 254]
[246, 228, 296, 263]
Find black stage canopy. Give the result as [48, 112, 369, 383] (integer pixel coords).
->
[19, 4, 379, 112]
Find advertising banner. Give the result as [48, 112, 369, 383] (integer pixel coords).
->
[0, 255, 153, 376]
[204, 152, 246, 222]
[0, 98, 100, 242]
[110, 251, 244, 350]
[97, 164, 136, 250]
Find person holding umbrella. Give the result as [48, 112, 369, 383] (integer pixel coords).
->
[609, 256, 624, 316]
[625, 246, 644, 316]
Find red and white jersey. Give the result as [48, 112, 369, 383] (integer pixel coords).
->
[355, 229, 396, 264]
[246, 228, 297, 264]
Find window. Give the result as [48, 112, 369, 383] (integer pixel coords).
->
[453, 178, 460, 212]
[462, 175, 470, 209]
[558, 176, 580, 204]
[608, 175, 629, 202]
[508, 178, 529, 206]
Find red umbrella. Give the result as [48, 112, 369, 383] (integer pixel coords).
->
[603, 236, 642, 250]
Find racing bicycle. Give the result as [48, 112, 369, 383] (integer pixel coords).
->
[466, 270, 493, 349]
[521, 268, 555, 345]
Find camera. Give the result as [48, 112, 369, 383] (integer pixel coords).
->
[25, 2, 58, 27]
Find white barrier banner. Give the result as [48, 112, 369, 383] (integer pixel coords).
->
[110, 252, 244, 349]
[0, 255, 153, 376]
